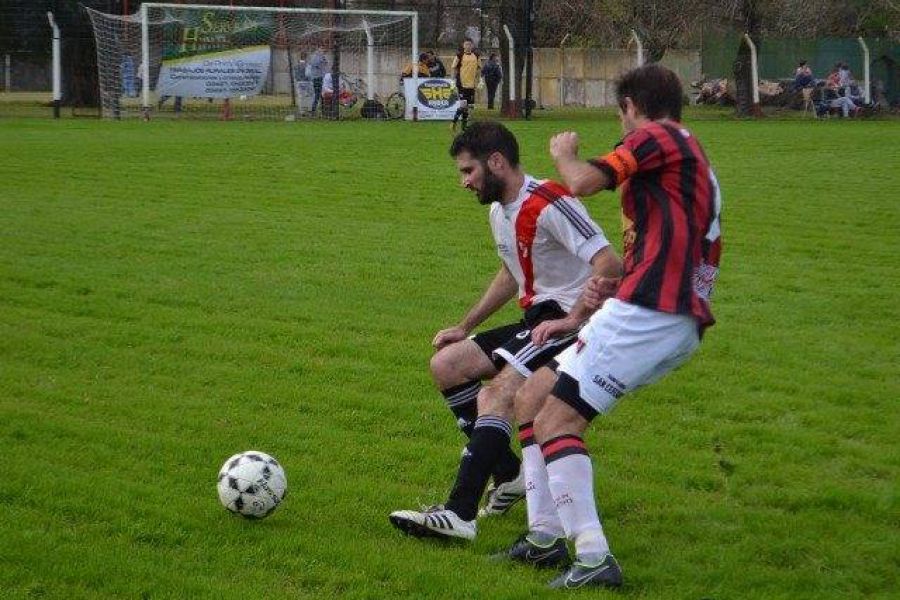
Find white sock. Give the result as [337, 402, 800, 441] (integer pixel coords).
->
[542, 435, 610, 559]
[522, 443, 565, 538]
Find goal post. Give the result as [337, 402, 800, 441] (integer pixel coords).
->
[84, 3, 418, 120]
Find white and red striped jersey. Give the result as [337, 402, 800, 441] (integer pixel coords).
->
[489, 175, 610, 312]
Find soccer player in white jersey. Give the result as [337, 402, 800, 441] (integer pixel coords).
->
[389, 121, 621, 541]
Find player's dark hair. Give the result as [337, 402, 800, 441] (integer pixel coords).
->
[449, 121, 520, 167]
[615, 64, 683, 122]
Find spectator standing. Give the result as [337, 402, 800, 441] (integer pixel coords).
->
[838, 62, 853, 90]
[451, 38, 481, 131]
[307, 46, 328, 115]
[482, 53, 503, 110]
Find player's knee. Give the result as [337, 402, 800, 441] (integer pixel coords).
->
[429, 348, 457, 385]
[514, 382, 541, 424]
[533, 397, 585, 443]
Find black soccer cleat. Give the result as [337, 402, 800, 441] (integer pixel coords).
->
[497, 532, 570, 569]
[548, 553, 623, 589]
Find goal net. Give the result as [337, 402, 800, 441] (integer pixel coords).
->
[84, 3, 417, 120]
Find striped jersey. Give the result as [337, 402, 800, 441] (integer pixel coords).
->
[489, 175, 610, 312]
[589, 121, 722, 328]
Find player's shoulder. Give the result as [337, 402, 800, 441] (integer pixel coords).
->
[636, 120, 700, 143]
[623, 122, 662, 148]
[527, 178, 579, 204]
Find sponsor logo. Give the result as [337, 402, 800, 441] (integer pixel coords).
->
[693, 262, 718, 300]
[621, 213, 636, 252]
[591, 374, 625, 399]
[566, 564, 610, 587]
[417, 79, 459, 109]
[554, 492, 573, 508]
[607, 374, 626, 389]
[516, 330, 531, 340]
[517, 240, 530, 258]
[497, 243, 510, 254]
[526, 547, 560, 563]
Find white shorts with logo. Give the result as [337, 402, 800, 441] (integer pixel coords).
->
[553, 298, 700, 419]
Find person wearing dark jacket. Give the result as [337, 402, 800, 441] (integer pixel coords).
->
[482, 53, 503, 110]
[428, 51, 447, 78]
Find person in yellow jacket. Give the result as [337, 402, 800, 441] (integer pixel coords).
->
[401, 53, 432, 81]
[451, 38, 481, 130]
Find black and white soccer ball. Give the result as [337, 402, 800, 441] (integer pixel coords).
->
[216, 451, 287, 519]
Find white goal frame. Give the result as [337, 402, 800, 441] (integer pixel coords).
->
[138, 3, 419, 114]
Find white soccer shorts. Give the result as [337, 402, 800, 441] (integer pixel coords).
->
[553, 298, 700, 418]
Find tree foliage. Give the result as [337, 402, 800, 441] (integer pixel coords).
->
[531, 0, 898, 50]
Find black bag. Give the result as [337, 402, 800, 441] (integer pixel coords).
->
[361, 99, 386, 119]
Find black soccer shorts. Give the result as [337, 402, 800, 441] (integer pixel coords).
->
[471, 300, 576, 377]
[459, 87, 476, 106]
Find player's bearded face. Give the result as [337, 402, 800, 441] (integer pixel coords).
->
[477, 161, 505, 205]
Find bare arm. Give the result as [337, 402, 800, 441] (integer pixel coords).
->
[433, 265, 518, 349]
[550, 132, 613, 197]
[531, 246, 623, 346]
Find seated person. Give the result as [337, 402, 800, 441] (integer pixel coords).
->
[401, 53, 432, 80]
[792, 60, 814, 90]
[321, 72, 354, 108]
[824, 67, 859, 117]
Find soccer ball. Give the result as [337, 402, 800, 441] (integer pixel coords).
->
[216, 451, 287, 519]
[239, 94, 248, 101]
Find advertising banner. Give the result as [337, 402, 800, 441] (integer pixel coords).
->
[403, 78, 461, 120]
[156, 45, 271, 99]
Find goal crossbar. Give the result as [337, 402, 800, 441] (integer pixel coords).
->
[140, 3, 417, 18]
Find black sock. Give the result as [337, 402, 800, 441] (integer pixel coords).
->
[441, 381, 480, 437]
[461, 107, 469, 130]
[493, 444, 521, 484]
[442, 382, 520, 483]
[445, 415, 512, 521]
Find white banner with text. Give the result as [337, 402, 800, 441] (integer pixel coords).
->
[403, 78, 461, 120]
[156, 45, 271, 99]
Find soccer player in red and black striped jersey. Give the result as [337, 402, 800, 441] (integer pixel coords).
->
[500, 65, 723, 589]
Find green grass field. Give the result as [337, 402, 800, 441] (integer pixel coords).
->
[1, 112, 898, 599]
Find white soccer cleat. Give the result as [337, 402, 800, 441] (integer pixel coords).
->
[478, 470, 526, 517]
[388, 507, 476, 541]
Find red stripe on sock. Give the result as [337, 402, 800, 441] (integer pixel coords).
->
[541, 436, 586, 458]
[518, 426, 534, 443]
